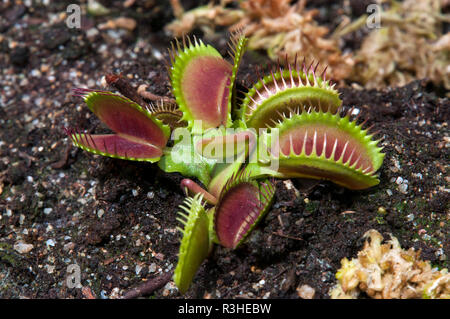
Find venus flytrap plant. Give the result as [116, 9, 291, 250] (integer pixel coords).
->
[66, 32, 385, 294]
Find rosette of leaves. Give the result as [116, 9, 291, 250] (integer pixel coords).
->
[66, 32, 384, 294]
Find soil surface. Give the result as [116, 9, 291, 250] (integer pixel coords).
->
[0, 1, 448, 299]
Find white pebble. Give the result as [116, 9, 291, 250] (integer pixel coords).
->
[398, 183, 408, 194]
[97, 209, 105, 218]
[297, 284, 315, 299]
[30, 69, 41, 77]
[135, 264, 142, 275]
[63, 242, 75, 251]
[46, 239, 56, 248]
[45, 265, 55, 274]
[86, 28, 99, 38]
[351, 108, 360, 115]
[14, 241, 33, 254]
[152, 49, 163, 60]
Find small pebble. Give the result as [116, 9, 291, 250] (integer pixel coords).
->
[398, 183, 408, 194]
[296, 284, 315, 299]
[135, 264, 142, 275]
[110, 287, 120, 299]
[14, 241, 33, 254]
[46, 239, 56, 248]
[63, 242, 75, 251]
[97, 209, 104, 218]
[45, 265, 55, 274]
[86, 28, 99, 38]
[149, 263, 157, 273]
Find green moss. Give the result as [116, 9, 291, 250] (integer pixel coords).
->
[394, 201, 407, 213]
[0, 243, 21, 267]
[414, 198, 427, 210]
[375, 215, 386, 225]
[305, 201, 320, 214]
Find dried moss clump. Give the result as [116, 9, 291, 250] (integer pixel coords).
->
[165, 0, 244, 37]
[329, 229, 450, 299]
[165, 0, 354, 82]
[349, 0, 450, 91]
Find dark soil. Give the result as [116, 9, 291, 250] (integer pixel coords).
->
[0, 1, 448, 299]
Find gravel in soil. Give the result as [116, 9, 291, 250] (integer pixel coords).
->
[0, 1, 448, 299]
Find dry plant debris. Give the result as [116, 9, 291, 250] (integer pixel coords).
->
[165, 0, 244, 37]
[329, 229, 450, 299]
[165, 0, 354, 82]
[346, 0, 450, 90]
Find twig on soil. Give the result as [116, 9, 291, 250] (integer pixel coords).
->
[277, 215, 284, 228]
[72, 182, 86, 197]
[18, 151, 38, 167]
[169, 0, 184, 19]
[340, 210, 356, 215]
[137, 84, 176, 104]
[51, 144, 73, 169]
[272, 231, 303, 241]
[122, 270, 174, 299]
[105, 73, 146, 106]
[273, 268, 288, 281]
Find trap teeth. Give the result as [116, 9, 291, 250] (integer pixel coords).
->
[240, 62, 341, 130]
[267, 111, 384, 190]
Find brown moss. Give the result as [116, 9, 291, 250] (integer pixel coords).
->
[330, 229, 450, 299]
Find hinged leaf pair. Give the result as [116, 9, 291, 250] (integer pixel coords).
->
[175, 172, 275, 294]
[68, 88, 170, 162]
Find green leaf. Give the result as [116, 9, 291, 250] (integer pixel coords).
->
[174, 194, 212, 294]
[158, 128, 216, 186]
[206, 129, 257, 198]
